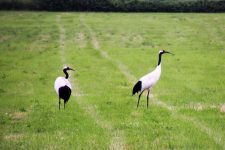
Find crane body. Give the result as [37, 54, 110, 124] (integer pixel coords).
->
[54, 66, 74, 110]
[133, 50, 173, 108]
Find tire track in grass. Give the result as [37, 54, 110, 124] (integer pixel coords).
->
[177, 102, 221, 111]
[178, 114, 224, 149]
[77, 32, 86, 48]
[153, 99, 225, 149]
[79, 15, 225, 149]
[79, 15, 128, 150]
[56, 15, 66, 65]
[71, 78, 127, 150]
[57, 15, 127, 150]
[56, 15, 114, 149]
[79, 15, 136, 84]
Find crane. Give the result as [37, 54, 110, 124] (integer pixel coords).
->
[132, 50, 174, 108]
[54, 66, 74, 110]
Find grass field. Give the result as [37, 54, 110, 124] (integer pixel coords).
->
[0, 11, 225, 149]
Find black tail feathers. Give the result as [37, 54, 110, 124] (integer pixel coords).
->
[132, 81, 142, 95]
[59, 86, 71, 103]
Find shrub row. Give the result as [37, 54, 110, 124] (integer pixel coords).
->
[0, 0, 225, 12]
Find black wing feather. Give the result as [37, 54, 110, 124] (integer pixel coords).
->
[132, 81, 142, 95]
[59, 86, 71, 103]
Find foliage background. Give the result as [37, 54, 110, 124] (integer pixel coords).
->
[0, 0, 225, 12]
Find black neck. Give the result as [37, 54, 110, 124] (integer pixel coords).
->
[157, 53, 162, 66]
[63, 69, 69, 79]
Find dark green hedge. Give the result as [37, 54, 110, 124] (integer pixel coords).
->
[0, 0, 225, 12]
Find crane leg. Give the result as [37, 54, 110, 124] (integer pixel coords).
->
[59, 98, 61, 110]
[137, 91, 144, 108]
[147, 89, 150, 108]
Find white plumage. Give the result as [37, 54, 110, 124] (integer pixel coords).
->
[132, 50, 173, 108]
[54, 66, 74, 110]
[139, 64, 161, 92]
[54, 77, 72, 95]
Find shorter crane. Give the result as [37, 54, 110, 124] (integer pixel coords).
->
[54, 66, 74, 110]
[132, 50, 174, 108]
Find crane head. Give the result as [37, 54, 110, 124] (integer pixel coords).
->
[63, 66, 75, 71]
[159, 50, 174, 55]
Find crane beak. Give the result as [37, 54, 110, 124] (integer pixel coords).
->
[69, 68, 75, 71]
[165, 51, 174, 55]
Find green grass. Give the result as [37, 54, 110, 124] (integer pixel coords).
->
[0, 11, 225, 149]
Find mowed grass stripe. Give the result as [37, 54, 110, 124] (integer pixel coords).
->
[57, 13, 110, 149]
[57, 13, 128, 150]
[56, 15, 66, 65]
[79, 14, 136, 84]
[153, 98, 225, 149]
[78, 14, 128, 150]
